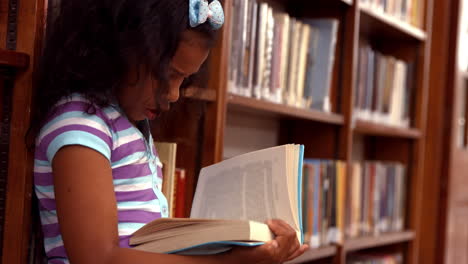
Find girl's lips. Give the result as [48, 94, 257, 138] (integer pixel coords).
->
[145, 109, 159, 120]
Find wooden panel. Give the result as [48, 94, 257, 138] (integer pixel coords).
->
[281, 119, 341, 160]
[224, 109, 280, 159]
[0, 0, 7, 50]
[201, 0, 231, 166]
[420, 5, 450, 258]
[339, 1, 361, 263]
[151, 99, 206, 217]
[450, 151, 468, 202]
[430, 0, 468, 263]
[1, 0, 46, 263]
[445, 205, 468, 264]
[364, 137, 412, 164]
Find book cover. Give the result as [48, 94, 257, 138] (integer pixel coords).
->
[246, 0, 258, 97]
[295, 24, 311, 108]
[336, 161, 346, 244]
[321, 161, 329, 246]
[174, 168, 186, 218]
[303, 19, 339, 112]
[327, 161, 337, 244]
[155, 142, 177, 218]
[304, 27, 320, 108]
[234, 0, 249, 95]
[278, 13, 291, 105]
[270, 12, 283, 104]
[253, 2, 269, 99]
[307, 159, 322, 248]
[262, 6, 274, 101]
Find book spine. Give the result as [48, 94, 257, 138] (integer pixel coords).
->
[236, 0, 248, 95]
[295, 24, 311, 108]
[279, 15, 290, 105]
[174, 169, 187, 218]
[253, 3, 268, 99]
[270, 13, 283, 104]
[337, 161, 345, 244]
[327, 161, 337, 244]
[321, 161, 329, 246]
[262, 7, 274, 101]
[246, 1, 258, 97]
[303, 27, 319, 109]
[311, 160, 321, 248]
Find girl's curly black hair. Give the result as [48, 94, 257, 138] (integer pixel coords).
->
[30, 0, 219, 141]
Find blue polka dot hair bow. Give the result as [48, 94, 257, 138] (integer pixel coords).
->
[189, 0, 225, 30]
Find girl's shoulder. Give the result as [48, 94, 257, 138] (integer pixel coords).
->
[35, 94, 122, 162]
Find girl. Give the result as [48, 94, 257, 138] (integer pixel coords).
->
[32, 0, 308, 263]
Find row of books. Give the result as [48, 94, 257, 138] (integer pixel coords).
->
[348, 252, 403, 264]
[302, 160, 407, 248]
[302, 160, 346, 248]
[355, 43, 414, 127]
[360, 0, 425, 28]
[227, 0, 339, 112]
[346, 162, 407, 238]
[155, 142, 187, 218]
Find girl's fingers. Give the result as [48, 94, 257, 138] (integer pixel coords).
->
[267, 219, 300, 259]
[286, 244, 309, 261]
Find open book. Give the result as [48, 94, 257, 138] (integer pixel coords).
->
[129, 144, 305, 255]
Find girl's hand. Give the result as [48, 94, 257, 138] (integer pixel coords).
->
[224, 219, 309, 264]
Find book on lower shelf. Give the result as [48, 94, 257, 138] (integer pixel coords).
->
[227, 0, 339, 112]
[345, 162, 407, 239]
[155, 142, 179, 218]
[174, 168, 187, 218]
[155, 143, 188, 218]
[302, 160, 347, 248]
[347, 252, 403, 264]
[129, 144, 305, 255]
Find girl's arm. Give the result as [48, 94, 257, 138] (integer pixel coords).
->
[53, 145, 306, 264]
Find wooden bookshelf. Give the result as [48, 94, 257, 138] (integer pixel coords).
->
[228, 94, 345, 125]
[359, 4, 427, 41]
[0, 49, 29, 69]
[354, 120, 422, 139]
[344, 231, 415, 252]
[286, 246, 338, 264]
[3, 0, 436, 263]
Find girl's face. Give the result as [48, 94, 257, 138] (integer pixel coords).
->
[118, 30, 211, 124]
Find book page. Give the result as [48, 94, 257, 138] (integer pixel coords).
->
[191, 145, 298, 231]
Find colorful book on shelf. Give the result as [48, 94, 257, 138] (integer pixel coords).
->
[360, 0, 424, 28]
[155, 142, 177, 218]
[355, 44, 413, 127]
[303, 18, 339, 112]
[130, 144, 305, 255]
[303, 27, 320, 109]
[345, 161, 407, 239]
[348, 252, 403, 264]
[253, 2, 269, 99]
[174, 168, 187, 218]
[302, 160, 346, 248]
[226, 1, 339, 113]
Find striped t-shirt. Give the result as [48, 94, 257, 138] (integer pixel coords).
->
[34, 94, 169, 264]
